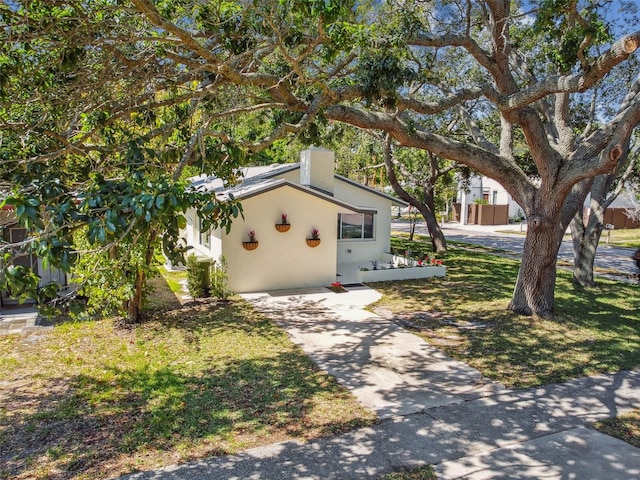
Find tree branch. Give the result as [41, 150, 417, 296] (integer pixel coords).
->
[325, 104, 536, 208]
[500, 33, 640, 112]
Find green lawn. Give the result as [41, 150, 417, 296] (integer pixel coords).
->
[0, 293, 375, 479]
[3, 243, 639, 480]
[599, 227, 640, 248]
[374, 239, 640, 389]
[595, 409, 640, 448]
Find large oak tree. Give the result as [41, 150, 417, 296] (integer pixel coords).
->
[2, 0, 640, 319]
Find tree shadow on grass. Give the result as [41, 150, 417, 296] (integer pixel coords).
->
[1, 350, 370, 480]
[373, 251, 640, 388]
[143, 273, 184, 312]
[139, 297, 285, 349]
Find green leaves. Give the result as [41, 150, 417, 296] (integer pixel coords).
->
[278, 0, 354, 24]
[1, 131, 244, 318]
[1, 195, 44, 230]
[531, 0, 613, 72]
[0, 264, 40, 304]
[356, 49, 414, 103]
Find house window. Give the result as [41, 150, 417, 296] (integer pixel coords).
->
[199, 218, 210, 248]
[492, 190, 498, 205]
[338, 213, 374, 240]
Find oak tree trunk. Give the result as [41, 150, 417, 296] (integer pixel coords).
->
[508, 214, 565, 318]
[570, 210, 603, 287]
[414, 190, 447, 253]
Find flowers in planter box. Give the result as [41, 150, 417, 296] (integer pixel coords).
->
[281, 213, 289, 225]
[310, 228, 320, 240]
[248, 230, 257, 242]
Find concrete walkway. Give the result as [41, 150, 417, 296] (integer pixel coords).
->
[0, 306, 53, 335]
[118, 287, 640, 479]
[242, 286, 503, 419]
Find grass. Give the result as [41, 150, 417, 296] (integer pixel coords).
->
[373, 239, 640, 389]
[0, 277, 375, 479]
[555, 227, 640, 248]
[599, 227, 640, 248]
[142, 269, 186, 311]
[159, 268, 186, 294]
[595, 409, 640, 448]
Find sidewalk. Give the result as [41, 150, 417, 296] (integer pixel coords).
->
[392, 220, 529, 235]
[117, 287, 640, 479]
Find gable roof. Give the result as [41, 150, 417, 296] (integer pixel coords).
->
[192, 175, 375, 214]
[238, 163, 407, 206]
[190, 161, 408, 209]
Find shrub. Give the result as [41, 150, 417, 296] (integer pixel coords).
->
[186, 254, 208, 299]
[210, 255, 231, 300]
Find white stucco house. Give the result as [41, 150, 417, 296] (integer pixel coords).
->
[457, 175, 638, 228]
[183, 147, 412, 292]
[457, 175, 523, 224]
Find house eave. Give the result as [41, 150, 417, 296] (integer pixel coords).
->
[233, 179, 374, 214]
[334, 174, 408, 206]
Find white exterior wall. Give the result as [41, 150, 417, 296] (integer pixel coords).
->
[210, 231, 223, 259]
[482, 177, 522, 217]
[222, 186, 339, 292]
[183, 209, 196, 250]
[333, 179, 394, 264]
[183, 208, 222, 259]
[458, 176, 523, 222]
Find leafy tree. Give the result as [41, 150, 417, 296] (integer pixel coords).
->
[381, 135, 457, 252]
[324, 0, 640, 317]
[0, 1, 242, 323]
[2, 0, 640, 320]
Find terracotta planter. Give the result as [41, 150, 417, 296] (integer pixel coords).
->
[242, 241, 259, 250]
[275, 223, 291, 233]
[306, 238, 321, 248]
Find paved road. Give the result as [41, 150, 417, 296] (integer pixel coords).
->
[392, 221, 639, 278]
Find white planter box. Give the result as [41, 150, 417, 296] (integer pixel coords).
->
[356, 265, 446, 283]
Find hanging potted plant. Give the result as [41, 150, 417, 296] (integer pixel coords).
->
[306, 228, 321, 247]
[242, 230, 259, 250]
[275, 213, 291, 232]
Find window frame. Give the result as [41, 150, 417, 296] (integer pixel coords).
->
[337, 213, 375, 240]
[199, 217, 210, 248]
